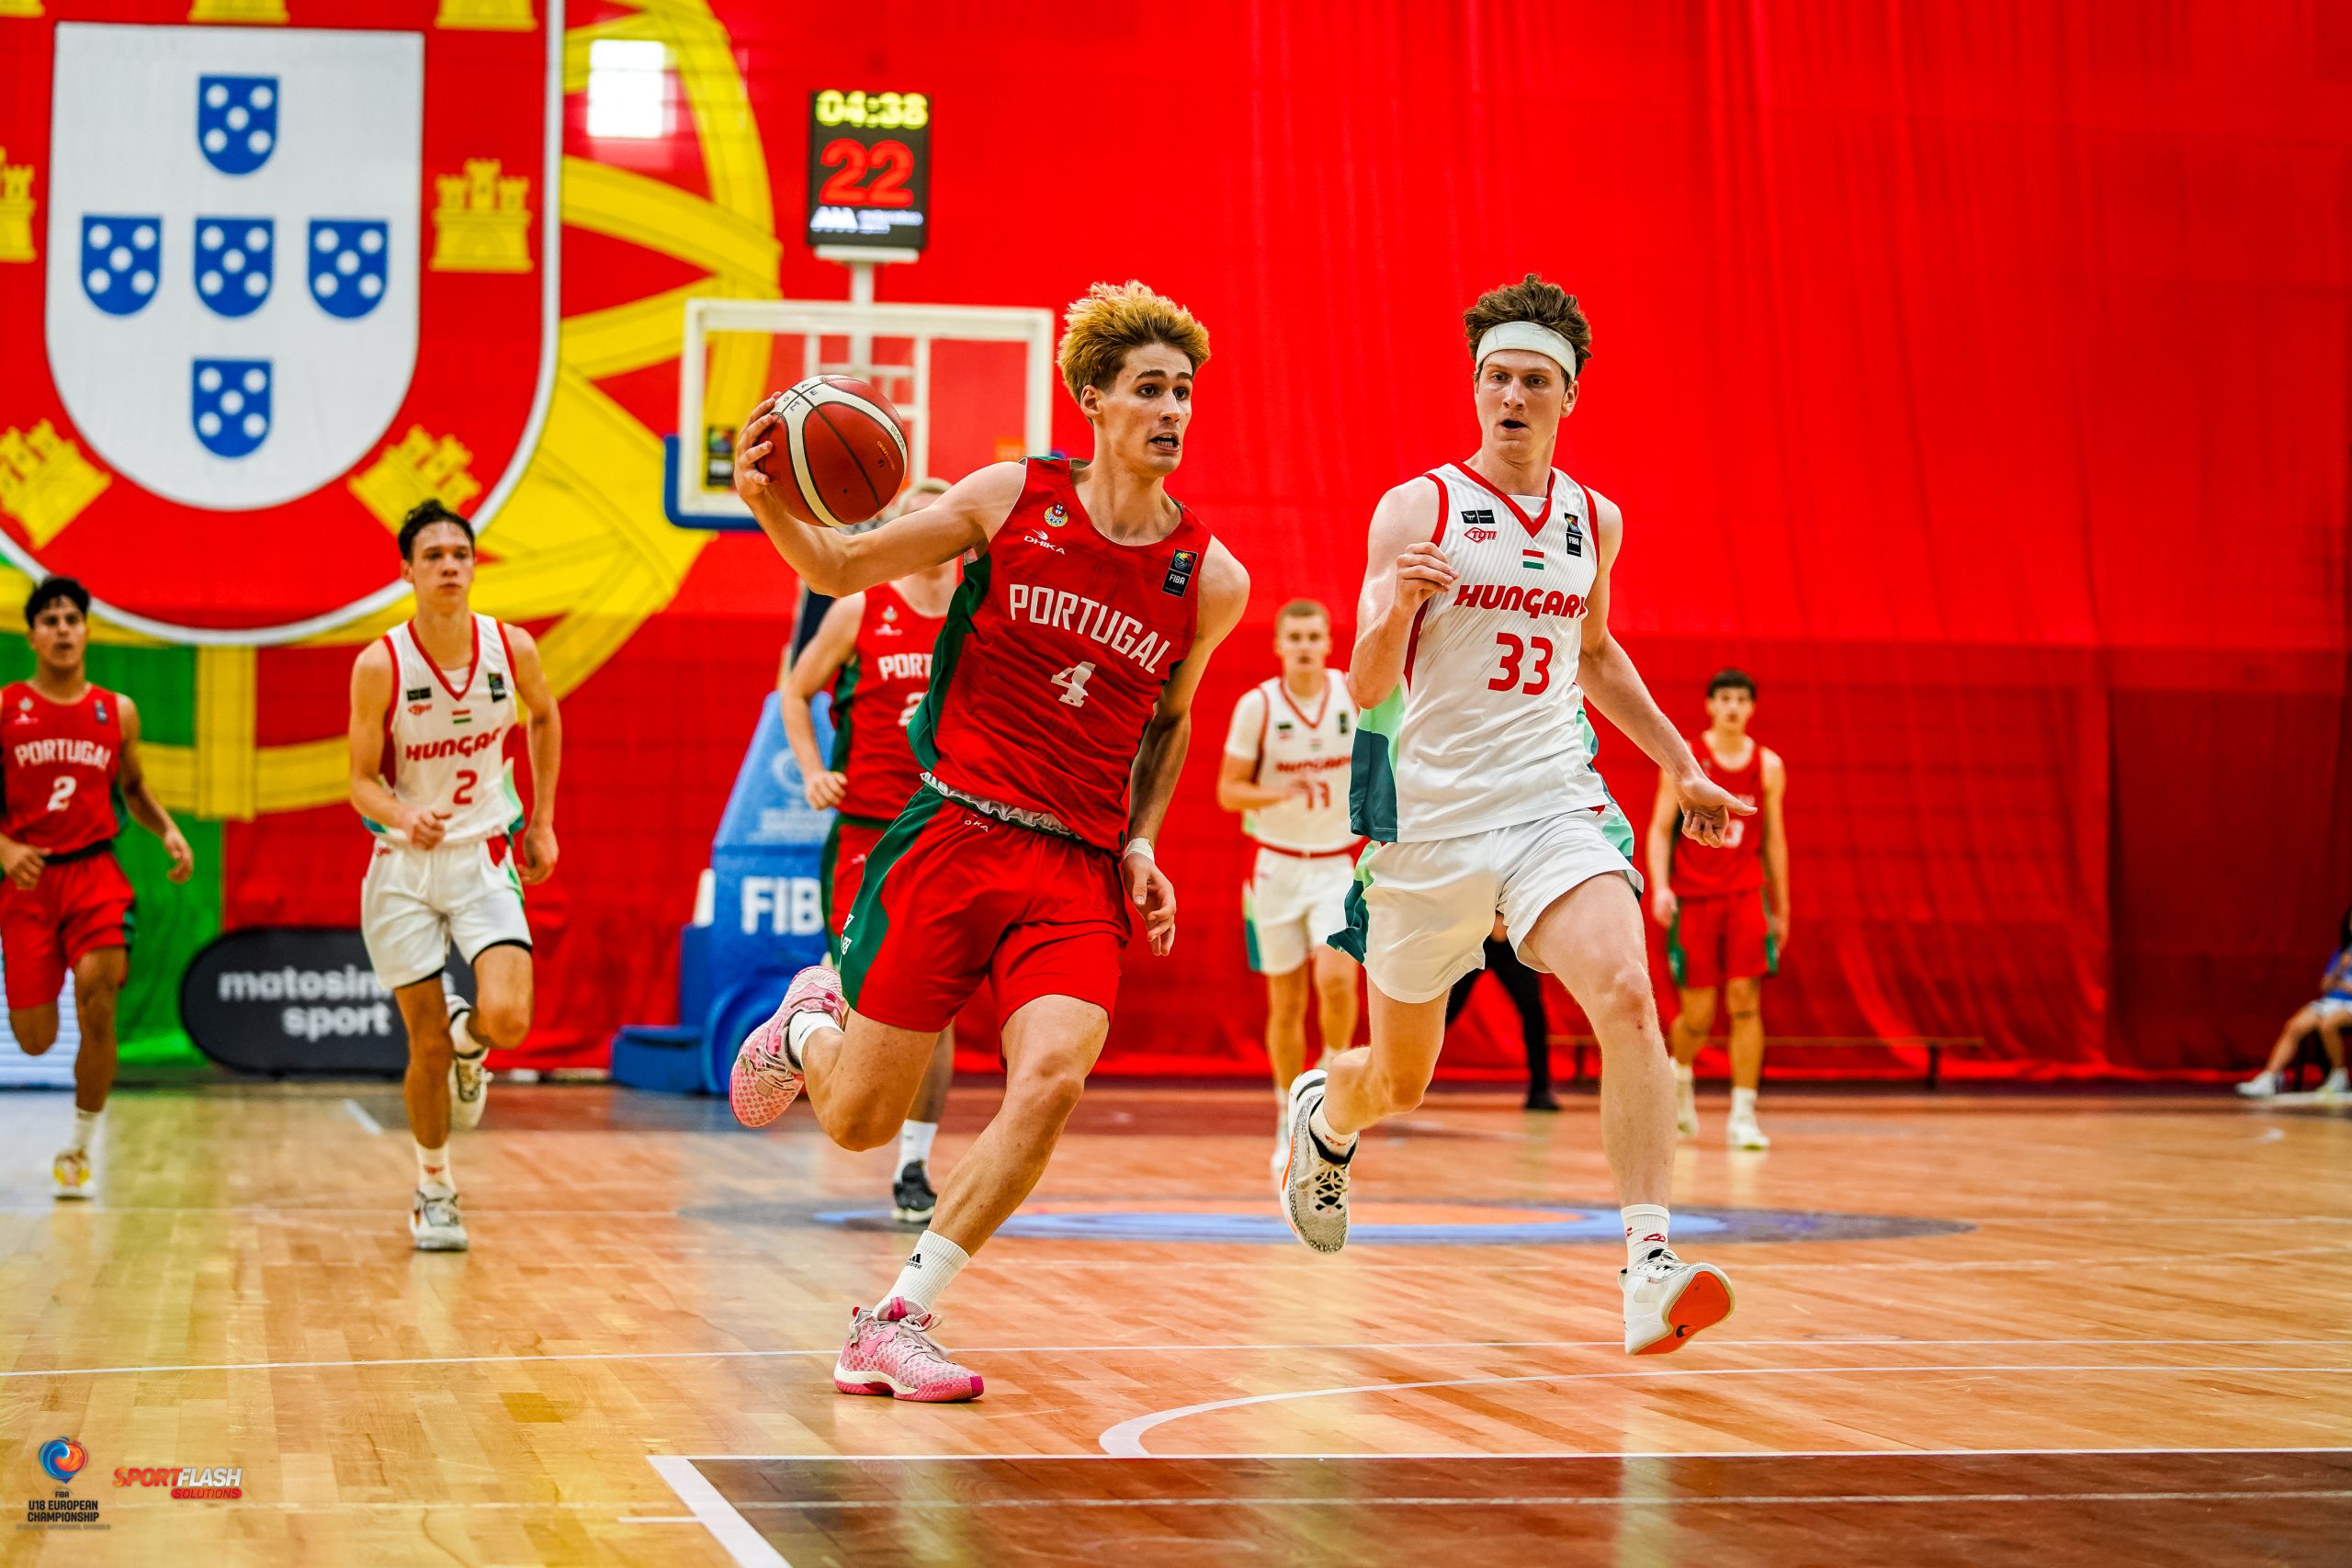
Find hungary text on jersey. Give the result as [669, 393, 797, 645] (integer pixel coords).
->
[1, 682, 122, 853]
[372, 615, 523, 847]
[1224, 671, 1358, 853]
[911, 457, 1209, 852]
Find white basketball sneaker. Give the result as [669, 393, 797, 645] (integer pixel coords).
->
[51, 1147, 94, 1201]
[1278, 1068, 1352, 1254]
[2235, 1071, 2280, 1100]
[1621, 1247, 1735, 1354]
[1674, 1064, 1699, 1139]
[2322, 1067, 2349, 1100]
[447, 985, 489, 1132]
[1727, 1108, 1771, 1150]
[410, 1183, 469, 1251]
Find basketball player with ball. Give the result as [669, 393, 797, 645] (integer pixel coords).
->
[1287, 275, 1747, 1355]
[346, 501, 563, 1252]
[0, 577, 195, 1198]
[729, 281, 1248, 1402]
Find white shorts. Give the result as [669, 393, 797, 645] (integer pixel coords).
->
[1244, 847, 1357, 975]
[1354, 805, 1639, 1004]
[360, 837, 531, 990]
[2316, 997, 2352, 1023]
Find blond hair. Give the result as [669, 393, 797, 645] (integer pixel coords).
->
[1275, 598, 1329, 626]
[1056, 280, 1210, 404]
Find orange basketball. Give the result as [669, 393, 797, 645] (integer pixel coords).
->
[762, 376, 910, 527]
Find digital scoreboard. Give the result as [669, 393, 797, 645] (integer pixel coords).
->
[806, 90, 931, 253]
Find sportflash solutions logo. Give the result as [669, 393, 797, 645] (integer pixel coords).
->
[115, 1465, 246, 1500]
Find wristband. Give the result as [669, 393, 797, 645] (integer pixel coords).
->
[1122, 838, 1155, 862]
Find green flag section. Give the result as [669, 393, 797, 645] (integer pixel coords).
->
[0, 636, 217, 1065]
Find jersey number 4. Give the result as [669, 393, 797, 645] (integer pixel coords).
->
[1051, 662, 1097, 708]
[1487, 633, 1555, 696]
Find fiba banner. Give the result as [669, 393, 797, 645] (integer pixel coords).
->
[0, 5, 556, 639]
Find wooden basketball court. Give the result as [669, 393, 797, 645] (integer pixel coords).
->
[3, 1080, 2346, 1564]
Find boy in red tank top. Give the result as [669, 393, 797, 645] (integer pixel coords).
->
[1645, 669, 1790, 1148]
[782, 479, 958, 1224]
[0, 578, 194, 1197]
[729, 282, 1249, 1403]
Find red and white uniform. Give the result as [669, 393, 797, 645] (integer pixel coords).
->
[838, 458, 1210, 1032]
[359, 615, 532, 990]
[1224, 672, 1359, 974]
[821, 583, 945, 945]
[0, 682, 134, 1008]
[1668, 735, 1771, 989]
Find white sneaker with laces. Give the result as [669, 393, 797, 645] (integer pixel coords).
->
[2322, 1068, 2350, 1100]
[1621, 1247, 1735, 1354]
[447, 985, 489, 1132]
[1278, 1068, 1351, 1253]
[410, 1183, 469, 1251]
[52, 1147, 94, 1201]
[1727, 1110, 1770, 1150]
[2235, 1071, 2280, 1100]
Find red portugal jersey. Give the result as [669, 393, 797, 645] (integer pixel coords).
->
[912, 458, 1210, 852]
[0, 682, 123, 854]
[830, 582, 946, 822]
[1670, 734, 1766, 897]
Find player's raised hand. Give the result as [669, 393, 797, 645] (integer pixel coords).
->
[731, 395, 783, 506]
[804, 769, 848, 811]
[1, 840, 44, 890]
[1125, 846, 1179, 956]
[519, 821, 559, 886]
[404, 806, 451, 851]
[1390, 542, 1457, 614]
[162, 827, 195, 885]
[1673, 771, 1755, 848]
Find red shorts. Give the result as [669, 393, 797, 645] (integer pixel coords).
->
[821, 815, 891, 959]
[1668, 889, 1774, 990]
[0, 850, 133, 1010]
[838, 787, 1128, 1033]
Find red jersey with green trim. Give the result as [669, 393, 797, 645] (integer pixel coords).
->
[911, 458, 1209, 852]
[0, 682, 122, 853]
[1670, 734, 1765, 897]
[830, 581, 946, 821]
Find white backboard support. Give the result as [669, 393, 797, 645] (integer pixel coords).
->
[675, 296, 1056, 523]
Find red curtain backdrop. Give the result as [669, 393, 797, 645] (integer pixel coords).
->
[230, 1, 2348, 1077]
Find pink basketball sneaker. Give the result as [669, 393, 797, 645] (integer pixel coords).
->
[728, 966, 840, 1128]
[832, 1298, 984, 1403]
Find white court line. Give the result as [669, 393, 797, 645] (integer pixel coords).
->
[634, 1490, 2352, 1511]
[4, 1337, 2345, 1382]
[681, 1446, 2352, 1462]
[1098, 1366, 2352, 1456]
[649, 1456, 788, 1568]
[341, 1098, 383, 1135]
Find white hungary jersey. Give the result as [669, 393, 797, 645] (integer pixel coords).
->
[1351, 464, 1611, 843]
[1223, 671, 1359, 853]
[372, 614, 523, 847]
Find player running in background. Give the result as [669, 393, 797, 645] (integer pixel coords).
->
[1289, 275, 1747, 1355]
[729, 281, 1247, 1402]
[1646, 669, 1789, 1148]
[346, 502, 562, 1251]
[782, 479, 960, 1222]
[1216, 598, 1362, 1171]
[2236, 907, 2352, 1100]
[0, 577, 194, 1197]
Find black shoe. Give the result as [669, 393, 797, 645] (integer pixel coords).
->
[1523, 1089, 1561, 1111]
[891, 1161, 936, 1224]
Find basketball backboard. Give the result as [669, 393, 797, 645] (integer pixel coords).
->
[672, 296, 1055, 528]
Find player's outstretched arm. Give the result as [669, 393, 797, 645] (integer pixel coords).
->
[1575, 490, 1751, 847]
[1349, 477, 1453, 710]
[115, 696, 193, 886]
[347, 641, 445, 850]
[1644, 766, 1682, 927]
[1123, 540, 1250, 956]
[781, 594, 863, 811]
[503, 625, 562, 886]
[734, 400, 1016, 595]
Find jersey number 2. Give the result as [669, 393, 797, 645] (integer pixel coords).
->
[1051, 662, 1096, 708]
[1487, 633, 1555, 695]
[45, 776, 74, 813]
[454, 769, 478, 807]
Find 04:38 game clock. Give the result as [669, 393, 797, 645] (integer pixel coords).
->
[807, 90, 931, 253]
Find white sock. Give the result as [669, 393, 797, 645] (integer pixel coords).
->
[450, 1008, 484, 1061]
[784, 1008, 835, 1069]
[415, 1141, 453, 1193]
[1731, 1087, 1758, 1119]
[1674, 1061, 1695, 1086]
[879, 1229, 968, 1318]
[898, 1120, 938, 1170]
[1623, 1203, 1671, 1265]
[68, 1108, 101, 1153]
[1308, 1101, 1356, 1154]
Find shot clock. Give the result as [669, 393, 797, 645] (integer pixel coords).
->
[807, 90, 932, 253]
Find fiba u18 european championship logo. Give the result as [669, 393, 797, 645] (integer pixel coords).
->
[0, 0, 778, 814]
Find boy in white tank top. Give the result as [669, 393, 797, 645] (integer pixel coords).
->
[1216, 599, 1362, 1170]
[346, 501, 563, 1252]
[1280, 276, 1752, 1356]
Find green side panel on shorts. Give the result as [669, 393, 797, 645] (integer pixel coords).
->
[1241, 880, 1263, 973]
[1577, 699, 1645, 898]
[1666, 907, 1687, 987]
[1347, 684, 1405, 843]
[827, 651, 860, 775]
[1761, 886, 1781, 976]
[0, 637, 217, 1066]
[1326, 847, 1374, 963]
[819, 814, 843, 963]
[836, 786, 949, 1010]
[908, 551, 993, 773]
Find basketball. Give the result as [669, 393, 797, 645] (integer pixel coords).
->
[761, 376, 910, 528]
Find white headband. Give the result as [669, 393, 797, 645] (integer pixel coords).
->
[1476, 321, 1578, 378]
